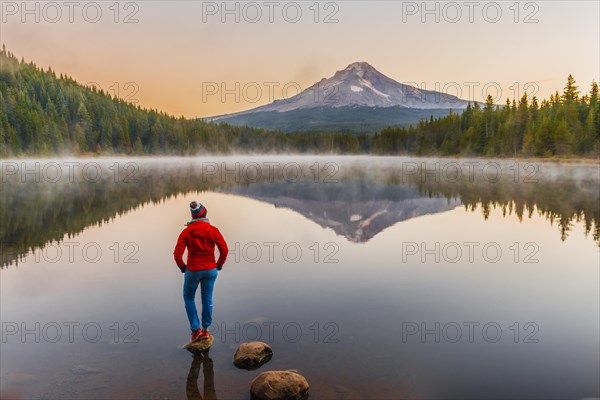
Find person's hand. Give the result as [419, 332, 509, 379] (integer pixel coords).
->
[217, 264, 223, 271]
[180, 264, 186, 273]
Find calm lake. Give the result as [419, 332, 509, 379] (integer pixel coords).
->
[1, 156, 599, 399]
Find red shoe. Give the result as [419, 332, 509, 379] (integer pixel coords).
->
[191, 329, 203, 343]
[200, 329, 210, 340]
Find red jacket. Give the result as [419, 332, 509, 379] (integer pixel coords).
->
[173, 220, 228, 271]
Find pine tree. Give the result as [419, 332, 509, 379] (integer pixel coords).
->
[590, 81, 600, 141]
[133, 136, 144, 154]
[72, 124, 87, 153]
[484, 94, 495, 141]
[76, 101, 92, 150]
[583, 108, 596, 153]
[590, 81, 599, 106]
[562, 75, 579, 103]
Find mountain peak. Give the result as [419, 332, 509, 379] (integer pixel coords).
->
[345, 61, 373, 70]
[341, 61, 377, 78]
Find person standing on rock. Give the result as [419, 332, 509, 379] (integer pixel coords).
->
[174, 201, 228, 343]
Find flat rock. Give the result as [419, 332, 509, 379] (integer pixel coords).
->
[183, 334, 214, 353]
[233, 341, 273, 370]
[250, 370, 309, 400]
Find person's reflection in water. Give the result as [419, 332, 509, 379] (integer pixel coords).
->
[186, 349, 217, 400]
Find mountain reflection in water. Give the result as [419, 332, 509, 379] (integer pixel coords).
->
[1, 156, 598, 267]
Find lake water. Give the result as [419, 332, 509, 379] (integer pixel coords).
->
[1, 156, 599, 399]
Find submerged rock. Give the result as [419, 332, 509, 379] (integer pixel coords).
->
[70, 365, 101, 375]
[250, 370, 309, 400]
[334, 385, 362, 399]
[233, 341, 273, 370]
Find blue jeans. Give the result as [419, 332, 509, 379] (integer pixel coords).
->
[183, 269, 218, 332]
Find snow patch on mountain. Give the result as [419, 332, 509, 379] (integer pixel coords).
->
[359, 78, 390, 98]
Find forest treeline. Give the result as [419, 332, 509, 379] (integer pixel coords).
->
[372, 76, 600, 157]
[0, 46, 598, 157]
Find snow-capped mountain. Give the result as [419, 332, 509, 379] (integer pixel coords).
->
[206, 62, 470, 132]
[246, 61, 469, 112]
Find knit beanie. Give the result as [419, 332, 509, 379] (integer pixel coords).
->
[190, 201, 207, 219]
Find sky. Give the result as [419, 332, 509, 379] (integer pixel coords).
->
[1, 0, 598, 118]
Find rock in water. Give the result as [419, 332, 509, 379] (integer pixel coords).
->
[184, 334, 214, 353]
[250, 370, 309, 400]
[233, 341, 273, 370]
